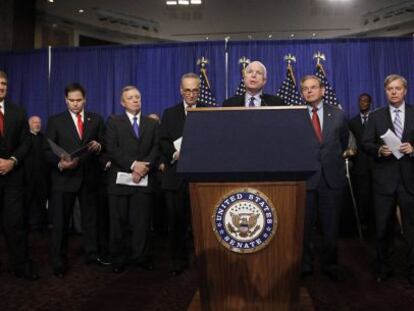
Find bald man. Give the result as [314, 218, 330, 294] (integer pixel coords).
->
[25, 116, 49, 231]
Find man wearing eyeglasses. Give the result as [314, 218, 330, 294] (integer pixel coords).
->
[222, 61, 284, 107]
[300, 75, 349, 282]
[362, 74, 414, 285]
[159, 73, 206, 276]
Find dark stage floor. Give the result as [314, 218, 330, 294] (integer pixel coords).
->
[1, 231, 414, 311]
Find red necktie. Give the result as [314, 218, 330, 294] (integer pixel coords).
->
[312, 108, 322, 143]
[77, 113, 83, 139]
[0, 108, 4, 136]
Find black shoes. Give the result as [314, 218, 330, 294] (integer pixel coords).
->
[112, 264, 125, 274]
[376, 266, 393, 283]
[53, 267, 66, 279]
[322, 267, 345, 282]
[136, 261, 154, 271]
[14, 262, 39, 281]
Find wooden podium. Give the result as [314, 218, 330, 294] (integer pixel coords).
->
[178, 107, 319, 311]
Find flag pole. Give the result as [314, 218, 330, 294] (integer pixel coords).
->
[224, 36, 230, 99]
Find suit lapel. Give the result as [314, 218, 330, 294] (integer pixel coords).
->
[122, 113, 139, 141]
[403, 105, 414, 140]
[82, 112, 91, 142]
[3, 101, 14, 139]
[65, 110, 82, 142]
[322, 104, 333, 142]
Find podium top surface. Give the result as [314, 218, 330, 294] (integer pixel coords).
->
[177, 106, 319, 182]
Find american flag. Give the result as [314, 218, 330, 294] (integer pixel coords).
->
[235, 77, 246, 96]
[315, 63, 340, 107]
[276, 64, 303, 105]
[198, 68, 217, 106]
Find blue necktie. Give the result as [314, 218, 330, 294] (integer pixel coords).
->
[132, 116, 139, 137]
[248, 96, 256, 107]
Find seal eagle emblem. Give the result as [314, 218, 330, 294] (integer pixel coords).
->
[212, 188, 277, 253]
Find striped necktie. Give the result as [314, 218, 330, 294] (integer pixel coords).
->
[248, 96, 256, 107]
[393, 109, 403, 140]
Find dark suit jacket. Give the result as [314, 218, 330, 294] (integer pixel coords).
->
[159, 102, 191, 190]
[362, 105, 414, 195]
[222, 93, 285, 107]
[24, 132, 49, 200]
[0, 101, 31, 186]
[44, 110, 105, 192]
[349, 114, 372, 175]
[105, 113, 159, 195]
[307, 103, 349, 190]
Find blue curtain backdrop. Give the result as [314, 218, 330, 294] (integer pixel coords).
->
[0, 49, 48, 120]
[0, 38, 413, 121]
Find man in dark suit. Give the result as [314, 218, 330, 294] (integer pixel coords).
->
[300, 75, 349, 281]
[45, 83, 105, 278]
[160, 72, 204, 276]
[105, 85, 159, 273]
[25, 115, 49, 231]
[362, 74, 414, 284]
[0, 70, 38, 280]
[223, 61, 284, 107]
[349, 93, 374, 235]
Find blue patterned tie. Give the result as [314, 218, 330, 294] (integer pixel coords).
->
[393, 109, 403, 140]
[248, 96, 256, 107]
[132, 116, 139, 137]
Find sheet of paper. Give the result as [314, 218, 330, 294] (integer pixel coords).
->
[380, 129, 404, 159]
[173, 137, 182, 152]
[48, 139, 70, 159]
[116, 172, 148, 187]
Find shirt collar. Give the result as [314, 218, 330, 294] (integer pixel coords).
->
[69, 109, 84, 119]
[389, 101, 405, 113]
[183, 100, 196, 110]
[307, 100, 323, 112]
[125, 110, 141, 123]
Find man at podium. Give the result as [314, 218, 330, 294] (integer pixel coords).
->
[300, 75, 349, 282]
[222, 61, 284, 107]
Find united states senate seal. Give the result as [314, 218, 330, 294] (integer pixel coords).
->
[212, 188, 277, 253]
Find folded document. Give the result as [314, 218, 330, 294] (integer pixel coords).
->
[116, 172, 148, 187]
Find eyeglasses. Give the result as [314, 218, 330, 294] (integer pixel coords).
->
[183, 89, 199, 95]
[301, 86, 320, 92]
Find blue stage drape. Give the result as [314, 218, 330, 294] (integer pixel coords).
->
[0, 38, 413, 121]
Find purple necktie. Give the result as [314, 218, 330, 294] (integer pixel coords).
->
[132, 116, 139, 137]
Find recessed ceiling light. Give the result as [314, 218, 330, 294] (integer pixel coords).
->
[166, 1, 177, 5]
[290, 33, 295, 38]
[48, 0, 54, 3]
[268, 34, 273, 38]
[78, 9, 84, 13]
[312, 33, 317, 37]
[191, 0, 202, 4]
[205, 36, 209, 40]
[178, 0, 189, 5]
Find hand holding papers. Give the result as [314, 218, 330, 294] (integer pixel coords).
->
[48, 139, 91, 160]
[116, 172, 148, 187]
[171, 137, 182, 164]
[380, 129, 404, 159]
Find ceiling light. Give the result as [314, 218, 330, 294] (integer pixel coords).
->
[290, 33, 295, 38]
[48, 0, 54, 3]
[166, 1, 177, 5]
[191, 0, 202, 4]
[268, 34, 273, 38]
[178, 0, 190, 5]
[78, 9, 84, 13]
